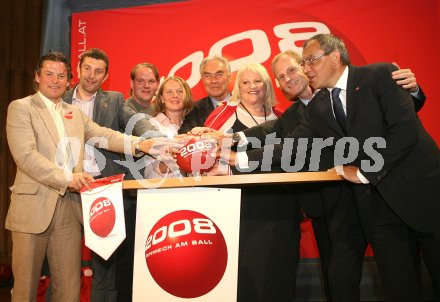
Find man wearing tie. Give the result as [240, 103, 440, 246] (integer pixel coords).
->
[205, 48, 425, 301]
[178, 55, 232, 134]
[299, 33, 440, 302]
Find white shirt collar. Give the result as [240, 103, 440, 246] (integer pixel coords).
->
[334, 66, 349, 91]
[38, 91, 62, 111]
[73, 85, 97, 102]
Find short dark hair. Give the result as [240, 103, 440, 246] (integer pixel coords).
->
[34, 51, 71, 91]
[79, 48, 110, 74]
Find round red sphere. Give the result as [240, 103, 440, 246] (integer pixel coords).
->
[89, 197, 116, 237]
[176, 137, 216, 173]
[145, 210, 228, 298]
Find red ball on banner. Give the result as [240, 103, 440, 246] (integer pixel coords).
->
[89, 197, 116, 237]
[145, 210, 228, 298]
[175, 137, 216, 173]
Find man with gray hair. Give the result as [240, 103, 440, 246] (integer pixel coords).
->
[178, 55, 232, 134]
[299, 33, 439, 302]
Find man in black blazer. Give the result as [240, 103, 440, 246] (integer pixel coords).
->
[197, 49, 424, 301]
[178, 55, 232, 133]
[294, 34, 439, 302]
[243, 50, 356, 302]
[241, 50, 425, 302]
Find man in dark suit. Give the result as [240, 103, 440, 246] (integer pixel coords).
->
[63, 48, 152, 302]
[296, 34, 439, 302]
[241, 50, 425, 301]
[178, 55, 231, 134]
[243, 50, 354, 302]
[197, 49, 424, 301]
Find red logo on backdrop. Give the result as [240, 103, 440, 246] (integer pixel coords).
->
[89, 197, 116, 237]
[176, 137, 217, 174]
[145, 210, 228, 298]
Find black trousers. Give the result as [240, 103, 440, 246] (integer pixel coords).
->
[319, 182, 367, 302]
[353, 186, 440, 302]
[237, 185, 302, 302]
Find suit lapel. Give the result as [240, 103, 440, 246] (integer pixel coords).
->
[314, 89, 345, 136]
[61, 103, 80, 139]
[346, 65, 362, 130]
[60, 103, 83, 172]
[32, 94, 60, 145]
[94, 89, 105, 123]
[63, 88, 74, 104]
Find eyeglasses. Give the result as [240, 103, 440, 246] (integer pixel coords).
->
[276, 66, 300, 83]
[202, 71, 225, 81]
[301, 52, 331, 67]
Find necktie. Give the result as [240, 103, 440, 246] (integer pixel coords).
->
[331, 88, 347, 134]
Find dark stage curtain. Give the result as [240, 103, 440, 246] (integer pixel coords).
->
[0, 0, 43, 264]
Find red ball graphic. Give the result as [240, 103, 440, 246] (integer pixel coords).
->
[176, 137, 216, 173]
[145, 210, 228, 298]
[89, 197, 116, 237]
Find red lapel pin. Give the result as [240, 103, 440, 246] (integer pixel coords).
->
[64, 111, 73, 119]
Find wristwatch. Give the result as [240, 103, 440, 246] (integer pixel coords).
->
[232, 132, 241, 144]
[136, 138, 145, 152]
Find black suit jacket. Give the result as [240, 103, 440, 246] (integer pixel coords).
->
[277, 63, 439, 231]
[242, 100, 326, 217]
[178, 96, 215, 134]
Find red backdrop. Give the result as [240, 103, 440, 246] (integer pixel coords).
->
[71, 0, 440, 143]
[71, 0, 440, 257]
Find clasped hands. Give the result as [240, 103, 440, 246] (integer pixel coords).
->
[68, 136, 189, 191]
[186, 127, 237, 173]
[138, 133, 233, 177]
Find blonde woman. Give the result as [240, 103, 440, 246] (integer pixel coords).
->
[204, 63, 280, 132]
[144, 76, 193, 178]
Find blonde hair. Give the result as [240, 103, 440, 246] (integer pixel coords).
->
[231, 63, 277, 108]
[154, 76, 193, 118]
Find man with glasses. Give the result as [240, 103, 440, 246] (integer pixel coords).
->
[195, 48, 424, 301]
[298, 33, 439, 302]
[178, 55, 232, 134]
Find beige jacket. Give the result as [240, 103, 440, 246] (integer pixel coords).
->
[6, 93, 138, 234]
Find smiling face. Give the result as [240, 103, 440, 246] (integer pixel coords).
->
[130, 66, 159, 105]
[201, 59, 230, 101]
[238, 70, 267, 107]
[160, 79, 185, 114]
[77, 56, 108, 96]
[35, 60, 69, 103]
[273, 54, 309, 101]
